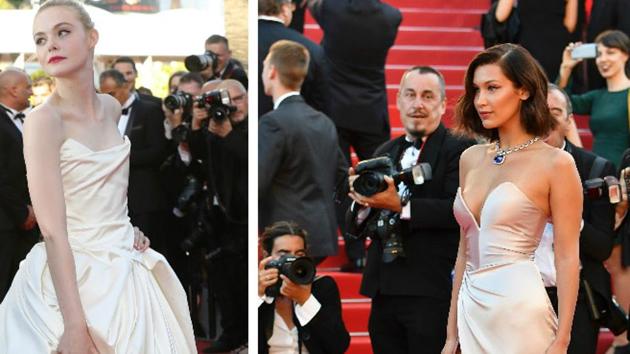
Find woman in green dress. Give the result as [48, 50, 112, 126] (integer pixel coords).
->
[558, 29, 630, 353]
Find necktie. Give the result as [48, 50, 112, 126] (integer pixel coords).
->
[14, 112, 25, 123]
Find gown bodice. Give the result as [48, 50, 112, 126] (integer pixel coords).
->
[454, 182, 548, 271]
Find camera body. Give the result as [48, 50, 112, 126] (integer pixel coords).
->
[195, 89, 237, 122]
[185, 50, 218, 73]
[264, 254, 316, 297]
[353, 156, 432, 197]
[348, 156, 432, 263]
[584, 176, 625, 204]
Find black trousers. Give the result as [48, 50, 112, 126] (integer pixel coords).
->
[546, 286, 600, 354]
[337, 126, 391, 262]
[0, 229, 38, 302]
[369, 294, 449, 354]
[207, 210, 248, 346]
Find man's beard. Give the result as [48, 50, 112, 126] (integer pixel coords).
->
[406, 127, 426, 139]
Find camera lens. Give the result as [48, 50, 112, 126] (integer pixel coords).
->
[284, 257, 316, 285]
[354, 172, 387, 197]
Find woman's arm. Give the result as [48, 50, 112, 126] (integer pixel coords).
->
[558, 43, 583, 89]
[548, 150, 582, 352]
[563, 0, 578, 33]
[23, 108, 96, 352]
[495, 0, 515, 23]
[565, 117, 583, 147]
[442, 228, 467, 354]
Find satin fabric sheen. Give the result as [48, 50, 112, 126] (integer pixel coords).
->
[453, 182, 558, 353]
[0, 137, 196, 353]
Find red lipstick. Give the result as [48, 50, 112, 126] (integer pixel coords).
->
[48, 56, 66, 64]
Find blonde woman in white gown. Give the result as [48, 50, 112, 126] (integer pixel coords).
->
[0, 1, 196, 353]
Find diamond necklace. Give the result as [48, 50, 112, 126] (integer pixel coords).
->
[492, 136, 540, 165]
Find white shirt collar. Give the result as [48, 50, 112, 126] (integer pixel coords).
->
[122, 94, 136, 111]
[0, 103, 18, 116]
[273, 91, 301, 110]
[259, 15, 285, 24]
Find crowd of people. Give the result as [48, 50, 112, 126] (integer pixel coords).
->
[258, 0, 630, 353]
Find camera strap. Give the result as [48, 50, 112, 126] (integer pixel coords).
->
[589, 156, 607, 180]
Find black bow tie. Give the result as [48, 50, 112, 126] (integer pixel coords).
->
[13, 112, 25, 123]
[401, 138, 421, 150]
[121, 107, 130, 115]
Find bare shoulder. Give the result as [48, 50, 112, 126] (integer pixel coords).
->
[543, 144, 577, 174]
[460, 143, 491, 168]
[23, 102, 64, 147]
[98, 93, 122, 124]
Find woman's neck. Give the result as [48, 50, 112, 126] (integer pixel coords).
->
[606, 71, 630, 91]
[51, 64, 99, 119]
[496, 115, 535, 149]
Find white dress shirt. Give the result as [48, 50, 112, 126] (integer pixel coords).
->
[399, 136, 424, 219]
[117, 95, 135, 136]
[259, 294, 322, 354]
[535, 223, 557, 287]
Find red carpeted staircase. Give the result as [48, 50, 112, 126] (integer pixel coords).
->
[305, 1, 605, 353]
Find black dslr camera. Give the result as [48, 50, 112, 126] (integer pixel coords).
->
[348, 156, 432, 263]
[185, 50, 218, 73]
[264, 254, 316, 297]
[584, 176, 626, 204]
[353, 156, 432, 197]
[195, 89, 236, 122]
[164, 90, 194, 113]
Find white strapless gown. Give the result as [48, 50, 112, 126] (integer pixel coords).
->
[0, 136, 196, 353]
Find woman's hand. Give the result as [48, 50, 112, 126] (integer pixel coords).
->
[56, 325, 99, 354]
[441, 337, 459, 354]
[561, 42, 584, 70]
[133, 226, 150, 252]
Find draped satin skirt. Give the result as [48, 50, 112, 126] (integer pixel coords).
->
[457, 260, 558, 354]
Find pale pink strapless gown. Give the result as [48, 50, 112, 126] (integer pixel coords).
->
[454, 182, 558, 354]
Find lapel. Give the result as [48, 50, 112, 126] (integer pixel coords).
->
[124, 98, 140, 137]
[0, 109, 22, 145]
[418, 123, 447, 168]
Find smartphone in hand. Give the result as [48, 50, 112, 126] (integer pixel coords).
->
[571, 43, 598, 60]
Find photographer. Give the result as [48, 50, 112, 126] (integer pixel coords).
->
[258, 221, 350, 354]
[175, 78, 248, 353]
[197, 35, 248, 89]
[347, 66, 473, 353]
[535, 84, 620, 354]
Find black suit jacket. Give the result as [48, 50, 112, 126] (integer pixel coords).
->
[258, 19, 329, 116]
[209, 59, 249, 89]
[360, 124, 474, 299]
[259, 95, 346, 257]
[309, 0, 401, 134]
[124, 97, 168, 214]
[0, 109, 30, 232]
[258, 276, 350, 354]
[565, 140, 615, 303]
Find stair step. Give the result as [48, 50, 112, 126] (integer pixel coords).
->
[305, 8, 484, 28]
[384, 0, 490, 10]
[388, 45, 481, 66]
[342, 302, 371, 333]
[318, 271, 366, 300]
[347, 335, 373, 354]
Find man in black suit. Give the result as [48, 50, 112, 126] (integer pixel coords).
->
[0, 68, 38, 302]
[99, 69, 168, 254]
[258, 221, 350, 354]
[308, 0, 402, 270]
[259, 40, 346, 260]
[112, 56, 162, 107]
[258, 0, 329, 116]
[536, 84, 617, 354]
[347, 66, 473, 354]
[308, 0, 401, 163]
[202, 35, 249, 89]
